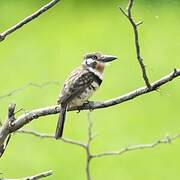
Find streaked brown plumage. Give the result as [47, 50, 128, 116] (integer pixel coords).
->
[55, 52, 117, 139]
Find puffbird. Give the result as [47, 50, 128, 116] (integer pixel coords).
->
[55, 52, 117, 139]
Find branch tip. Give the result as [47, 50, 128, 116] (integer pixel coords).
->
[136, 21, 143, 26]
[0, 0, 60, 42]
[174, 68, 177, 75]
[8, 103, 16, 122]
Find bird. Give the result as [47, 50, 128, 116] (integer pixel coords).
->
[55, 52, 117, 139]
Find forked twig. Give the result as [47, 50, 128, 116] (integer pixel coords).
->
[119, 0, 151, 88]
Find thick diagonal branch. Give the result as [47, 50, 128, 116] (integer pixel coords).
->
[1, 170, 53, 180]
[0, 69, 180, 153]
[0, 0, 60, 42]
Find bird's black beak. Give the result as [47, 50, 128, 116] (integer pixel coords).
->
[99, 55, 118, 63]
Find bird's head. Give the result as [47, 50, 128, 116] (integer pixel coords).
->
[82, 52, 117, 74]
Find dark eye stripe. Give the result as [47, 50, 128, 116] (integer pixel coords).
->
[85, 54, 97, 60]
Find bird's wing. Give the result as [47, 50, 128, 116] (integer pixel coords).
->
[58, 66, 94, 105]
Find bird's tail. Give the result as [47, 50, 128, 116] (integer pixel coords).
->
[55, 105, 67, 139]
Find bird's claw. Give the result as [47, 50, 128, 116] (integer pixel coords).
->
[85, 101, 94, 111]
[76, 101, 94, 113]
[76, 109, 81, 113]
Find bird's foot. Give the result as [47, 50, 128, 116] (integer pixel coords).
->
[76, 108, 81, 113]
[84, 101, 94, 111]
[76, 101, 94, 113]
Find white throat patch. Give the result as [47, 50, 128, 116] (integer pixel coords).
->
[86, 58, 94, 65]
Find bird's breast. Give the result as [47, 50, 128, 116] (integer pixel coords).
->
[68, 81, 99, 107]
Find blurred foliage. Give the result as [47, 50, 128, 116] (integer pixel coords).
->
[0, 0, 180, 180]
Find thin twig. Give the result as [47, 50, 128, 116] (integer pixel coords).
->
[16, 128, 180, 179]
[119, 0, 151, 88]
[0, 0, 60, 42]
[16, 129, 86, 149]
[0, 81, 60, 100]
[85, 112, 94, 180]
[1, 170, 53, 180]
[92, 134, 180, 158]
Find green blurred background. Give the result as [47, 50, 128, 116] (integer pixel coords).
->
[0, 0, 180, 179]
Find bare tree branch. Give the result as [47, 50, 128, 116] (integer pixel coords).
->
[119, 0, 151, 88]
[0, 69, 180, 155]
[92, 134, 180, 158]
[85, 112, 94, 180]
[16, 123, 180, 180]
[0, 81, 60, 100]
[0, 104, 16, 157]
[16, 129, 86, 149]
[16, 113, 95, 180]
[0, 134, 11, 158]
[0, 0, 60, 42]
[1, 170, 53, 180]
[19, 130, 180, 159]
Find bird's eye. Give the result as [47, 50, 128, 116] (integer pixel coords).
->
[92, 55, 97, 60]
